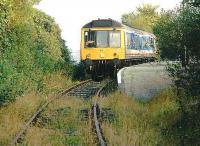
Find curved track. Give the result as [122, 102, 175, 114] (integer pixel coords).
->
[68, 80, 111, 146]
[93, 85, 107, 146]
[10, 80, 92, 146]
[10, 79, 111, 146]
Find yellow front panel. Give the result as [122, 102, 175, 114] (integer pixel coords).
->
[80, 28, 125, 60]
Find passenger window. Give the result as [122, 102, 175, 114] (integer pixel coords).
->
[139, 36, 143, 50]
[143, 36, 154, 51]
[130, 33, 135, 49]
[135, 35, 140, 50]
[150, 38, 155, 50]
[126, 33, 135, 49]
[126, 33, 131, 49]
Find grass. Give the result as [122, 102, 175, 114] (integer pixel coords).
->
[1, 75, 196, 146]
[0, 92, 46, 146]
[18, 79, 110, 146]
[0, 72, 75, 146]
[22, 96, 95, 146]
[99, 89, 180, 146]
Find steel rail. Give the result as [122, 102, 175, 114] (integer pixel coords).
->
[9, 79, 92, 146]
[93, 84, 108, 146]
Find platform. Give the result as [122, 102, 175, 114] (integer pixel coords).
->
[117, 62, 173, 101]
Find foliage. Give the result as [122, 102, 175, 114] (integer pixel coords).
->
[72, 62, 86, 80]
[122, 4, 160, 32]
[154, 3, 200, 145]
[154, 5, 200, 95]
[0, 73, 74, 145]
[100, 90, 179, 146]
[0, 0, 72, 106]
[154, 7, 200, 60]
[183, 0, 200, 7]
[153, 10, 179, 60]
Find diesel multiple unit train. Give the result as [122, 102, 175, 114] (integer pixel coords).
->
[80, 19, 157, 78]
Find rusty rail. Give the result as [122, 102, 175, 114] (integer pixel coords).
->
[10, 79, 92, 146]
[93, 83, 108, 146]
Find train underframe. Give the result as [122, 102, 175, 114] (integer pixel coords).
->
[83, 57, 155, 80]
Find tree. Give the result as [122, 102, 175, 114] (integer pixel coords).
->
[154, 4, 200, 145]
[183, 0, 200, 7]
[153, 10, 180, 60]
[154, 6, 200, 62]
[0, 0, 72, 105]
[122, 4, 160, 32]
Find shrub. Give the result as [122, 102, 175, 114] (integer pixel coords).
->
[0, 0, 73, 106]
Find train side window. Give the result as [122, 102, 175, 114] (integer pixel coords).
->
[139, 36, 143, 50]
[126, 33, 131, 49]
[84, 31, 96, 48]
[109, 31, 121, 48]
[126, 33, 135, 49]
[143, 36, 154, 51]
[135, 35, 140, 50]
[142, 36, 147, 50]
[150, 37, 155, 50]
[130, 33, 135, 49]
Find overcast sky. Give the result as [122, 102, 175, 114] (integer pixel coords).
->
[36, 0, 182, 61]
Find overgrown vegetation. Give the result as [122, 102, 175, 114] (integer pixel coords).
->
[99, 90, 180, 146]
[122, 1, 200, 145]
[22, 96, 95, 146]
[153, 5, 200, 61]
[153, 1, 200, 145]
[0, 73, 74, 146]
[122, 4, 160, 33]
[0, 0, 72, 106]
[0, 0, 199, 145]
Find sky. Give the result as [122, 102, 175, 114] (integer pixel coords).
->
[36, 0, 182, 61]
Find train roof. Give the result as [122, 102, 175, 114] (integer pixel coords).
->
[82, 19, 155, 38]
[82, 19, 122, 28]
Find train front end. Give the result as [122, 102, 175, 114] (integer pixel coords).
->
[80, 19, 125, 77]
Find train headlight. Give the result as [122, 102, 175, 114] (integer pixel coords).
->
[86, 53, 91, 59]
[113, 53, 117, 57]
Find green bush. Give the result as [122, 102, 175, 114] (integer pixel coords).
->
[0, 0, 73, 106]
[154, 3, 200, 145]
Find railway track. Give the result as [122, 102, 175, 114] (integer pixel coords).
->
[92, 84, 107, 146]
[10, 79, 112, 146]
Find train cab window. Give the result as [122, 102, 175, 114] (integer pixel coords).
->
[84, 30, 121, 48]
[109, 31, 121, 48]
[84, 31, 96, 48]
[96, 31, 109, 48]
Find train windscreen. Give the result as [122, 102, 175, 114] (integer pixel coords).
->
[96, 31, 109, 48]
[109, 31, 121, 48]
[84, 30, 120, 48]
